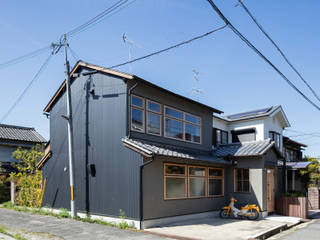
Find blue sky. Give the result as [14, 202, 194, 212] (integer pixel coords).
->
[0, 0, 319, 156]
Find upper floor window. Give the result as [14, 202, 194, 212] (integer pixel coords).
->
[146, 100, 161, 136]
[269, 131, 281, 148]
[232, 128, 255, 143]
[213, 128, 228, 146]
[131, 95, 144, 132]
[164, 106, 201, 144]
[130, 94, 201, 144]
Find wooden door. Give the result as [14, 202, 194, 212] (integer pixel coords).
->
[267, 168, 275, 213]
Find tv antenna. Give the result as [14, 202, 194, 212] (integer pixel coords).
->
[191, 69, 203, 101]
[122, 33, 142, 73]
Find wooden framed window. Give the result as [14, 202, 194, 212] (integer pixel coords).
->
[164, 106, 202, 144]
[164, 163, 224, 200]
[164, 106, 184, 140]
[185, 113, 201, 144]
[164, 164, 187, 200]
[234, 168, 250, 192]
[188, 166, 206, 198]
[146, 100, 161, 136]
[131, 95, 144, 132]
[208, 168, 224, 197]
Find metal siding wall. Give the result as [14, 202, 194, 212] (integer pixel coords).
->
[224, 157, 265, 210]
[128, 81, 213, 152]
[42, 69, 142, 220]
[143, 156, 227, 220]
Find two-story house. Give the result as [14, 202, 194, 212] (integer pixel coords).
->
[40, 61, 288, 229]
[40, 61, 235, 229]
[212, 106, 290, 214]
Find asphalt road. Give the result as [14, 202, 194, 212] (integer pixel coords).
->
[0, 208, 167, 240]
[275, 218, 320, 240]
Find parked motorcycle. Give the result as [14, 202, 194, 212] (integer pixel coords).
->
[220, 197, 260, 220]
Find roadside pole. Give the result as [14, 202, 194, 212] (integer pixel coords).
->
[63, 34, 76, 217]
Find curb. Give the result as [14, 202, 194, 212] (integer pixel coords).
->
[248, 223, 288, 240]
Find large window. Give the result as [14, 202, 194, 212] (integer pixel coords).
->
[164, 106, 201, 143]
[234, 168, 250, 192]
[269, 131, 281, 148]
[131, 95, 144, 132]
[164, 163, 224, 200]
[130, 95, 202, 144]
[146, 100, 161, 136]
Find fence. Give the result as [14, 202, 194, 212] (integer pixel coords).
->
[276, 197, 307, 219]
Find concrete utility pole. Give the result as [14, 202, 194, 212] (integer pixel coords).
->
[63, 34, 76, 217]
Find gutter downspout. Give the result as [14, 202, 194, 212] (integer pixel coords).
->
[127, 81, 139, 138]
[139, 155, 154, 230]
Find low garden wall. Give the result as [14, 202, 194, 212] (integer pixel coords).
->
[308, 187, 319, 210]
[276, 196, 307, 219]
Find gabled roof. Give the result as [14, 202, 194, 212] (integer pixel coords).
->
[283, 136, 307, 148]
[214, 138, 282, 157]
[44, 61, 223, 114]
[122, 138, 230, 165]
[0, 124, 46, 143]
[215, 105, 290, 127]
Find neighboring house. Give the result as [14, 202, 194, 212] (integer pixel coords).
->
[39, 61, 293, 229]
[0, 124, 46, 174]
[212, 106, 290, 215]
[282, 137, 308, 193]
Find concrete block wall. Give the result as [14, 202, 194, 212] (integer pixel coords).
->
[308, 187, 319, 210]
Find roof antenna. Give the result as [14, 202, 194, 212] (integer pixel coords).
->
[122, 33, 142, 74]
[191, 69, 203, 101]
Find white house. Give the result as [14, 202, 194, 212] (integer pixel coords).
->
[212, 106, 290, 152]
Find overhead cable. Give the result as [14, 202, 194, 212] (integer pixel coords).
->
[237, 0, 320, 103]
[206, 0, 320, 112]
[0, 53, 53, 123]
[109, 24, 228, 69]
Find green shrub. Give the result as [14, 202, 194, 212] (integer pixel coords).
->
[9, 145, 44, 208]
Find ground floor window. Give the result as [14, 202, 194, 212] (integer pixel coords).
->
[234, 168, 250, 192]
[164, 163, 224, 200]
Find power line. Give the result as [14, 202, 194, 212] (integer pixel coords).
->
[66, 0, 134, 38]
[0, 53, 53, 123]
[236, 0, 320, 103]
[109, 24, 228, 69]
[206, 0, 320, 112]
[0, 0, 137, 71]
[0, 45, 51, 70]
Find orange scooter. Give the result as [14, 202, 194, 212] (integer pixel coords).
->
[220, 197, 260, 220]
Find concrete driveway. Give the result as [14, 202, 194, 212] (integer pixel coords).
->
[0, 208, 167, 240]
[145, 215, 301, 240]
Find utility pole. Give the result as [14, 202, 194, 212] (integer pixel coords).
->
[63, 34, 76, 217]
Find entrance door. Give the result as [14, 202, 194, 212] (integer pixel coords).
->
[266, 168, 275, 213]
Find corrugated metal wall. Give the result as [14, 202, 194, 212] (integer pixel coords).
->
[42, 68, 142, 220]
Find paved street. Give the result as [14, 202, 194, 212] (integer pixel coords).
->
[271, 219, 320, 240]
[0, 208, 167, 240]
[270, 212, 320, 240]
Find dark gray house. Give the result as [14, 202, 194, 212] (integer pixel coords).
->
[40, 61, 282, 229]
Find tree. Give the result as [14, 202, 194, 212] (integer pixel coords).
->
[9, 145, 44, 207]
[300, 156, 320, 188]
